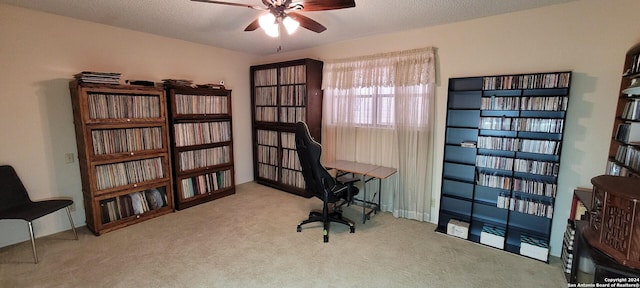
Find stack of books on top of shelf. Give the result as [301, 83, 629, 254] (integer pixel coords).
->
[75, 71, 121, 85]
[162, 79, 194, 87]
[520, 235, 549, 262]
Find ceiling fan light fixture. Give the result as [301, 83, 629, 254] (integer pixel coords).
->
[282, 16, 300, 35]
[258, 13, 279, 37]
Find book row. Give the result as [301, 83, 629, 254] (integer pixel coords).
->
[481, 96, 568, 111]
[621, 99, 640, 120]
[615, 122, 640, 144]
[95, 157, 165, 190]
[256, 145, 279, 165]
[88, 93, 161, 119]
[254, 87, 278, 106]
[628, 53, 640, 75]
[174, 94, 228, 115]
[482, 72, 571, 90]
[281, 132, 296, 149]
[180, 169, 232, 199]
[282, 148, 302, 170]
[496, 194, 554, 218]
[477, 136, 560, 155]
[254, 68, 278, 86]
[606, 160, 631, 176]
[479, 117, 564, 133]
[254, 107, 278, 122]
[281, 168, 304, 189]
[279, 65, 307, 85]
[614, 145, 640, 172]
[178, 145, 230, 172]
[257, 163, 278, 181]
[91, 127, 163, 155]
[476, 155, 558, 176]
[100, 187, 167, 224]
[279, 107, 307, 124]
[279, 85, 307, 106]
[256, 129, 278, 146]
[173, 121, 231, 147]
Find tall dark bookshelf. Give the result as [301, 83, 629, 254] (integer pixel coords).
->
[437, 71, 572, 262]
[606, 42, 640, 178]
[165, 85, 235, 210]
[250, 58, 323, 198]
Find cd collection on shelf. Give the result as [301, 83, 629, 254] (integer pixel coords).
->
[482, 72, 571, 90]
[173, 121, 231, 147]
[95, 157, 165, 190]
[180, 169, 232, 199]
[88, 93, 161, 119]
[100, 187, 168, 224]
[91, 127, 163, 155]
[497, 193, 554, 218]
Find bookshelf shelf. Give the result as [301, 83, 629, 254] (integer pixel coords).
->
[250, 59, 323, 197]
[69, 80, 175, 235]
[165, 85, 235, 210]
[437, 71, 572, 262]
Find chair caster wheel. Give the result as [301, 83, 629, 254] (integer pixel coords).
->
[297, 226, 302, 232]
[323, 235, 329, 242]
[350, 226, 355, 233]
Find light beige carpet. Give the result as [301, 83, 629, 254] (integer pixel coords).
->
[0, 182, 567, 287]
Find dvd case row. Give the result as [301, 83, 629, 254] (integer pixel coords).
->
[481, 96, 568, 111]
[477, 136, 560, 155]
[479, 117, 564, 133]
[497, 194, 554, 218]
[482, 72, 571, 90]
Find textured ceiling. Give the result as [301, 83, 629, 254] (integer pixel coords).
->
[0, 0, 577, 56]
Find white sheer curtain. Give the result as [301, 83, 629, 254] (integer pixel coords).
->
[321, 47, 436, 221]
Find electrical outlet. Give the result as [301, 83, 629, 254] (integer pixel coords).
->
[65, 153, 75, 164]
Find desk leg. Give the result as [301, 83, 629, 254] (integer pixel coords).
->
[376, 178, 382, 215]
[362, 174, 367, 224]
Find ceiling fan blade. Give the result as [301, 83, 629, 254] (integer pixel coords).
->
[298, 0, 355, 12]
[288, 12, 326, 33]
[244, 18, 260, 31]
[191, 0, 265, 10]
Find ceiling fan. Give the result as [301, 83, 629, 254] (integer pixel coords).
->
[191, 0, 356, 37]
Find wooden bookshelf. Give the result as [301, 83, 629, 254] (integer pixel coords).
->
[165, 85, 235, 210]
[69, 81, 174, 235]
[606, 42, 640, 177]
[437, 71, 572, 262]
[250, 59, 323, 197]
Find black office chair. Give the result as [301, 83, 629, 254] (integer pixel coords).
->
[0, 165, 78, 263]
[294, 122, 358, 242]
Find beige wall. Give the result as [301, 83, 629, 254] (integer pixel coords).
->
[2, 0, 640, 257]
[260, 0, 640, 256]
[0, 4, 258, 247]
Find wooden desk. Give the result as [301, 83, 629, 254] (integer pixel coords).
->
[324, 160, 397, 223]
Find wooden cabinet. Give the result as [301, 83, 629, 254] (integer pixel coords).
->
[69, 81, 174, 235]
[607, 42, 640, 177]
[165, 85, 235, 210]
[250, 58, 323, 197]
[437, 72, 572, 262]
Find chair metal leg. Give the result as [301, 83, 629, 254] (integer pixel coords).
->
[27, 221, 38, 264]
[66, 206, 78, 240]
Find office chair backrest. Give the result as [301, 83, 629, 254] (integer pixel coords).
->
[0, 165, 32, 211]
[295, 122, 336, 197]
